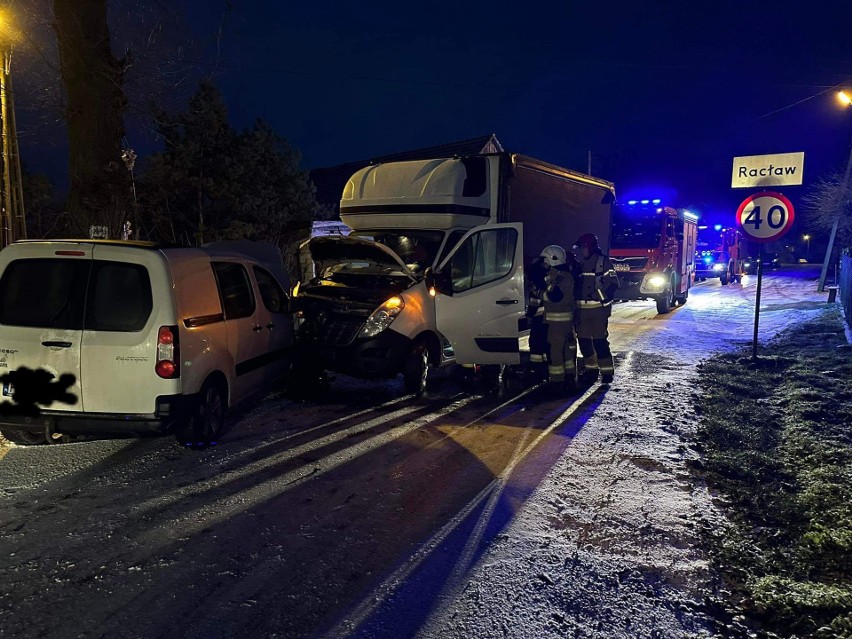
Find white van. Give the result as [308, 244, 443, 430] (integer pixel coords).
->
[0, 239, 295, 446]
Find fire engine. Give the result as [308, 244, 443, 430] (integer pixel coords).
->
[695, 227, 746, 285]
[610, 200, 698, 314]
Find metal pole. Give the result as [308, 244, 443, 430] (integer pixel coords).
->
[7, 52, 25, 240]
[819, 135, 852, 292]
[752, 244, 764, 360]
[0, 45, 10, 249]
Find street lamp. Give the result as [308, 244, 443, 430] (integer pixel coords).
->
[818, 91, 852, 291]
[803, 234, 811, 260]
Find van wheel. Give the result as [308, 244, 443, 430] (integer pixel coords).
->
[0, 428, 47, 445]
[403, 341, 429, 395]
[177, 381, 226, 448]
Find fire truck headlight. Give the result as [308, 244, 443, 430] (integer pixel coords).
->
[358, 296, 405, 338]
[712, 263, 724, 271]
[646, 274, 667, 289]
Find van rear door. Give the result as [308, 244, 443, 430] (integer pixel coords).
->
[80, 245, 164, 414]
[0, 242, 92, 412]
[433, 223, 524, 365]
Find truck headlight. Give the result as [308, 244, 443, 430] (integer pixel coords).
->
[645, 274, 667, 289]
[358, 296, 405, 338]
[712, 263, 724, 271]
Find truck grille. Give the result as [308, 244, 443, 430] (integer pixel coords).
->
[611, 256, 649, 271]
[316, 317, 364, 345]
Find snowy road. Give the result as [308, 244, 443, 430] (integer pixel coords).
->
[0, 266, 833, 638]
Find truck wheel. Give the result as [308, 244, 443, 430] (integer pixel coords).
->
[675, 288, 689, 306]
[655, 281, 674, 314]
[720, 271, 729, 285]
[0, 428, 47, 445]
[403, 341, 429, 395]
[176, 380, 226, 448]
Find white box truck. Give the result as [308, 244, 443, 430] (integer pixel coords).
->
[293, 152, 615, 393]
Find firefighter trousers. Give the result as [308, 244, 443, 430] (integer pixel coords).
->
[575, 306, 613, 379]
[546, 319, 577, 383]
[529, 314, 548, 364]
[577, 337, 613, 378]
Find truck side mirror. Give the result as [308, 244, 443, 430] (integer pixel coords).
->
[424, 267, 453, 297]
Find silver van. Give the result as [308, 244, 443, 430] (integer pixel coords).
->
[0, 239, 295, 446]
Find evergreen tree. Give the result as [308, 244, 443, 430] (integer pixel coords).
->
[140, 81, 317, 278]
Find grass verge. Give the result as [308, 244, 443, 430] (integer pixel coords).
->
[692, 307, 852, 639]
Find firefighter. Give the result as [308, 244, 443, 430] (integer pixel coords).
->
[539, 244, 578, 392]
[526, 254, 550, 379]
[573, 233, 619, 384]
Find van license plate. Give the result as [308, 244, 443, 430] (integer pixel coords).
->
[2, 382, 14, 397]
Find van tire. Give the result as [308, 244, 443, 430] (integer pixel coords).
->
[176, 380, 226, 448]
[403, 341, 429, 395]
[0, 428, 46, 445]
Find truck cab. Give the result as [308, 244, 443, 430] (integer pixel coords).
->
[695, 227, 746, 284]
[610, 201, 698, 314]
[293, 154, 614, 394]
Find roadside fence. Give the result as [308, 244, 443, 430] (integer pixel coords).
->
[840, 250, 851, 326]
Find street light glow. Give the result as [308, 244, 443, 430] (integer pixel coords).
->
[0, 8, 21, 44]
[839, 90, 852, 107]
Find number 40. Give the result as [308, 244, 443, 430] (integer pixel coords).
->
[744, 204, 786, 230]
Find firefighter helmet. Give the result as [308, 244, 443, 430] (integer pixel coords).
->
[574, 233, 599, 250]
[540, 245, 566, 267]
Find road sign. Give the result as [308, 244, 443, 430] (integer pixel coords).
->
[736, 191, 795, 243]
[731, 152, 804, 188]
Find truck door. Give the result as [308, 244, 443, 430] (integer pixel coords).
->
[433, 223, 524, 365]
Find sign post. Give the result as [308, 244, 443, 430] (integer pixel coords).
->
[735, 191, 795, 359]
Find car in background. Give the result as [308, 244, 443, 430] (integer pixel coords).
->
[742, 252, 781, 274]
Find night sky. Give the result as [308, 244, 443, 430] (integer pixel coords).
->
[15, 1, 852, 238]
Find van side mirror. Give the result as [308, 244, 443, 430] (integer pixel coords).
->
[424, 267, 453, 297]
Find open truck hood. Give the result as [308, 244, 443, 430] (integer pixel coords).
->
[304, 235, 418, 281]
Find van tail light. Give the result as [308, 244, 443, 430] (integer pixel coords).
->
[155, 325, 180, 379]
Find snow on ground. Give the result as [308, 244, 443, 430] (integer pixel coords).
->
[0, 266, 842, 639]
[412, 268, 838, 639]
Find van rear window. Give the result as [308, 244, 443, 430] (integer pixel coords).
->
[0, 259, 89, 329]
[0, 258, 152, 332]
[86, 262, 153, 331]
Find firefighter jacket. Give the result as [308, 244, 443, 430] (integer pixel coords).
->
[526, 257, 549, 319]
[541, 263, 575, 322]
[576, 250, 619, 311]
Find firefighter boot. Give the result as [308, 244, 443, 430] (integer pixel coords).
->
[601, 372, 613, 384]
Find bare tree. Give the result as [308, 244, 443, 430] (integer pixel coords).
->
[801, 171, 852, 251]
[10, 0, 226, 236]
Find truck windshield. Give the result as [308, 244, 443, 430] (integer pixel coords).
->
[349, 230, 444, 272]
[611, 208, 662, 249]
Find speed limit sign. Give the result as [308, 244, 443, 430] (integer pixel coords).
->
[736, 191, 795, 243]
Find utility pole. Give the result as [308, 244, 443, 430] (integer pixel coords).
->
[0, 36, 24, 249]
[818, 134, 852, 292]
